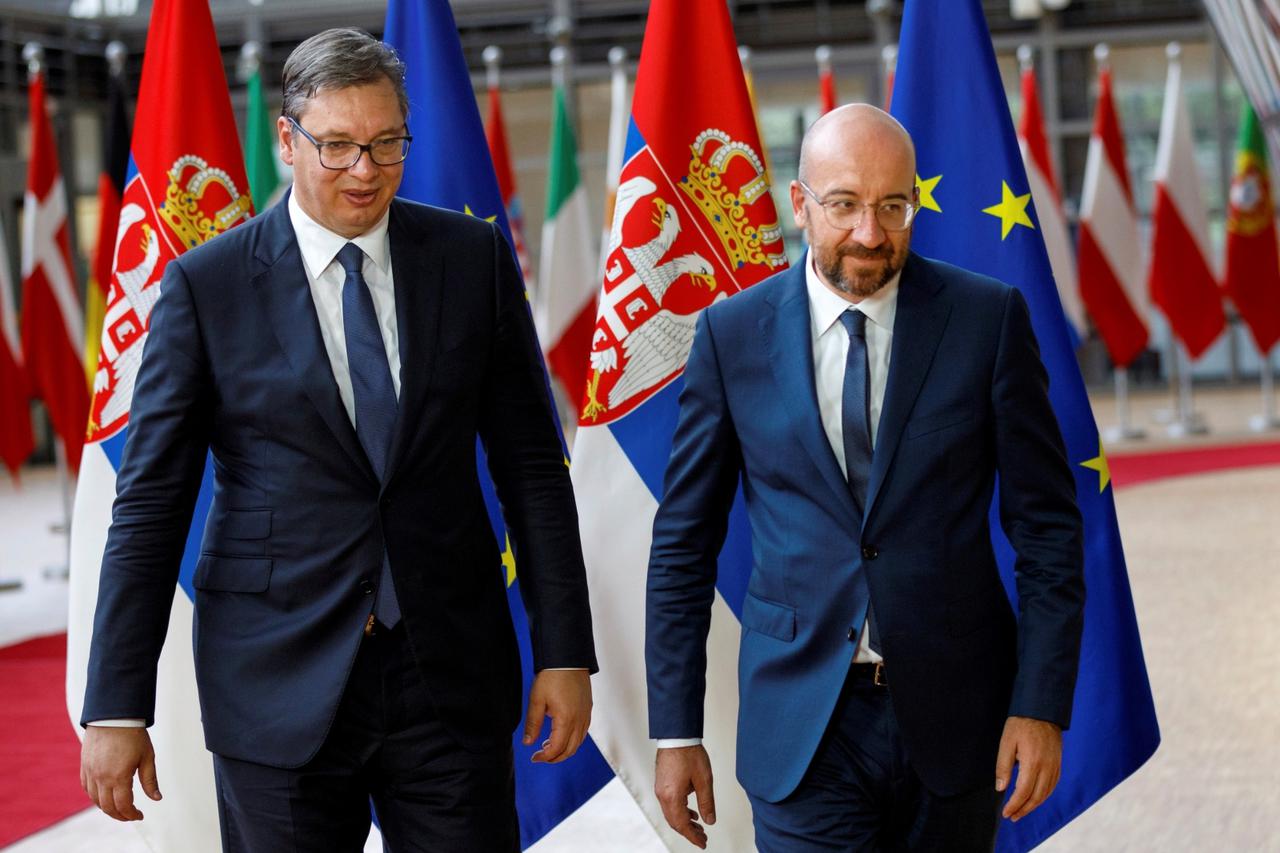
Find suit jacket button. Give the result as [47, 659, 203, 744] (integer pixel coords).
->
[862, 545, 879, 560]
[360, 579, 374, 595]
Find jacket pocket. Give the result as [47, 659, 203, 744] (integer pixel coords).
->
[741, 592, 796, 642]
[194, 555, 272, 593]
[906, 408, 975, 439]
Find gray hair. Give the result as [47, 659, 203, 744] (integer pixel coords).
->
[281, 28, 408, 122]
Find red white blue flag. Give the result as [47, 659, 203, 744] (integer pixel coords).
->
[67, 2, 253, 850]
[572, 1, 788, 847]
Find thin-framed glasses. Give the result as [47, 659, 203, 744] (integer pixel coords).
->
[287, 116, 413, 170]
[798, 180, 917, 232]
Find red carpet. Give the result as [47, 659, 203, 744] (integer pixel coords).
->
[0, 633, 91, 847]
[1, 441, 1279, 847]
[1110, 439, 1280, 489]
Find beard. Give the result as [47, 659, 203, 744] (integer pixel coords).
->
[812, 238, 908, 299]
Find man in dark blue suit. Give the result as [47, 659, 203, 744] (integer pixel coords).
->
[78, 28, 596, 851]
[648, 105, 1084, 851]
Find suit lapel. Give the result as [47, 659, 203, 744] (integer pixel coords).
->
[381, 201, 443, 490]
[250, 195, 374, 481]
[864, 253, 950, 526]
[762, 264, 861, 522]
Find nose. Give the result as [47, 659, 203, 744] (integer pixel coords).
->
[848, 209, 886, 247]
[347, 149, 379, 179]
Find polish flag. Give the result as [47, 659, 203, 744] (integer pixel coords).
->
[816, 45, 837, 114]
[21, 68, 88, 472]
[1148, 43, 1225, 360]
[1017, 47, 1085, 339]
[1077, 51, 1149, 368]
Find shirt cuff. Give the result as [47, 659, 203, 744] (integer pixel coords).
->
[87, 719, 146, 728]
[656, 738, 702, 749]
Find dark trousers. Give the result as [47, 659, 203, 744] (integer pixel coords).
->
[749, 666, 1002, 853]
[213, 624, 519, 853]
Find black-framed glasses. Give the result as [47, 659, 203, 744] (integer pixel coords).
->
[287, 116, 413, 170]
[798, 180, 917, 232]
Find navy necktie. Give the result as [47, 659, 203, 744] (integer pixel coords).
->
[839, 310, 872, 510]
[338, 242, 400, 629]
[839, 309, 880, 654]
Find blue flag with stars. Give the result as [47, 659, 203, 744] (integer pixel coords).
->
[384, 0, 614, 847]
[891, 1, 1159, 848]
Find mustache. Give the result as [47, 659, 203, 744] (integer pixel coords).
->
[841, 244, 893, 260]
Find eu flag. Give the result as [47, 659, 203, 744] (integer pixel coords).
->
[890, 1, 1160, 849]
[384, 0, 613, 847]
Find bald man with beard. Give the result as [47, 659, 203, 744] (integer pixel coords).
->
[645, 105, 1085, 851]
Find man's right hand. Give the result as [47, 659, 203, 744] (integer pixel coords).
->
[654, 745, 716, 849]
[81, 725, 162, 821]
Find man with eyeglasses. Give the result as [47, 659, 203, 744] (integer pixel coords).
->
[648, 104, 1083, 851]
[79, 28, 596, 851]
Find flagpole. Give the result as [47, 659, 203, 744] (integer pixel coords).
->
[881, 44, 897, 110]
[1168, 342, 1209, 437]
[1104, 366, 1147, 442]
[1250, 346, 1280, 431]
[483, 44, 501, 93]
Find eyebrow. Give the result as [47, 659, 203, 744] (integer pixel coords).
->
[308, 126, 408, 142]
[821, 188, 912, 202]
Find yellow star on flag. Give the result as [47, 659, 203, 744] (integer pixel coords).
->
[463, 204, 498, 223]
[915, 173, 942, 212]
[501, 533, 518, 587]
[982, 181, 1035, 240]
[1079, 440, 1111, 493]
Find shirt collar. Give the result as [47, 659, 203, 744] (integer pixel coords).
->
[288, 189, 392, 281]
[804, 248, 900, 338]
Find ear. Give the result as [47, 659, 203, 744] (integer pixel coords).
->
[278, 116, 295, 167]
[790, 181, 808, 229]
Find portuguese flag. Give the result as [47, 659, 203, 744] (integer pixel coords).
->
[1224, 104, 1280, 355]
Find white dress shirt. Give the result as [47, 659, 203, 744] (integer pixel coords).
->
[656, 252, 900, 749]
[89, 192, 402, 729]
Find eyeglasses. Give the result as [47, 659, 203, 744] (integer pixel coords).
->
[798, 180, 917, 233]
[287, 116, 413, 170]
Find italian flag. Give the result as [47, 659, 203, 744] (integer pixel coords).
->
[1224, 104, 1280, 356]
[536, 86, 598, 410]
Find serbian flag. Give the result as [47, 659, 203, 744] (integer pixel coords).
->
[1017, 48, 1085, 342]
[572, 0, 789, 847]
[384, 0, 615, 847]
[892, 2, 1159, 848]
[486, 74, 536, 293]
[0, 210, 33, 480]
[66, 1, 253, 850]
[537, 84, 598, 408]
[1148, 45, 1225, 360]
[1077, 53, 1149, 369]
[86, 65, 131, 390]
[1224, 103, 1280, 356]
[21, 68, 88, 473]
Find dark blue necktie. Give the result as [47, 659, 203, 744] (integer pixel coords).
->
[338, 242, 400, 629]
[839, 309, 880, 654]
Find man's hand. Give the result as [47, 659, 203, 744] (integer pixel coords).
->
[995, 716, 1062, 821]
[655, 745, 716, 849]
[81, 726, 162, 821]
[523, 669, 592, 763]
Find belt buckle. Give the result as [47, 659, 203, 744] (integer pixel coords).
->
[873, 661, 887, 687]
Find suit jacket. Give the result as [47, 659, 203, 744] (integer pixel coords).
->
[646, 252, 1084, 802]
[82, 195, 597, 768]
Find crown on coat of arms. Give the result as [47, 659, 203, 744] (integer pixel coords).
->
[679, 129, 787, 271]
[159, 155, 253, 250]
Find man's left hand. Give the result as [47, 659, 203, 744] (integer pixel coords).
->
[523, 669, 592, 764]
[995, 716, 1062, 821]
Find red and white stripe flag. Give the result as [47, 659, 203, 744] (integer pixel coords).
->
[0, 210, 33, 481]
[817, 45, 837, 114]
[1148, 42, 1225, 360]
[1077, 48, 1149, 368]
[20, 65, 88, 472]
[1017, 46, 1085, 338]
